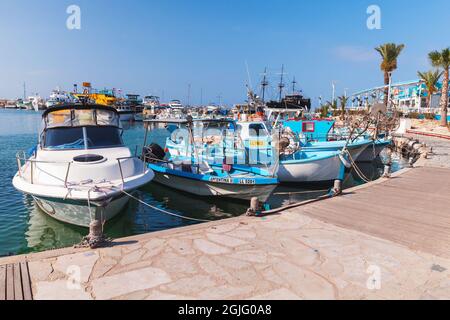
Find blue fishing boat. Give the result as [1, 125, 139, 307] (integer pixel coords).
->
[236, 120, 350, 184]
[142, 119, 279, 202]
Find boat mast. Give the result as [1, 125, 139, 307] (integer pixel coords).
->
[23, 82, 26, 100]
[278, 65, 285, 102]
[261, 67, 269, 103]
[292, 77, 297, 94]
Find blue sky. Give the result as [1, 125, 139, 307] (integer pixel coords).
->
[1, 0, 449, 106]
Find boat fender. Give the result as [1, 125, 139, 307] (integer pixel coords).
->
[27, 145, 37, 157]
[143, 143, 166, 163]
[339, 152, 352, 169]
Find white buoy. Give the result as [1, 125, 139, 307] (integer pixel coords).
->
[333, 180, 342, 195]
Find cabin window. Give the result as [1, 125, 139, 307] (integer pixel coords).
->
[44, 126, 123, 150]
[248, 124, 268, 137]
[302, 122, 315, 132]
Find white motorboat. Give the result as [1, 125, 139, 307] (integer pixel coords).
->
[5, 100, 18, 109]
[46, 89, 75, 109]
[168, 99, 184, 110]
[115, 104, 135, 121]
[12, 104, 154, 227]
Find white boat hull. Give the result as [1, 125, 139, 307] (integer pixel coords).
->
[153, 171, 276, 202]
[302, 144, 369, 162]
[278, 154, 345, 183]
[33, 194, 130, 228]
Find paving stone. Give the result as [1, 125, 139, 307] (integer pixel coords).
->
[208, 222, 240, 234]
[52, 251, 99, 283]
[120, 249, 146, 266]
[229, 250, 268, 264]
[162, 275, 216, 296]
[167, 238, 196, 255]
[28, 260, 54, 282]
[34, 280, 92, 300]
[153, 252, 198, 275]
[206, 233, 248, 248]
[91, 267, 171, 300]
[198, 285, 253, 300]
[248, 288, 302, 300]
[146, 290, 195, 300]
[194, 239, 231, 255]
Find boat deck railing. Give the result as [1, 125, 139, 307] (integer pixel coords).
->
[15, 151, 147, 189]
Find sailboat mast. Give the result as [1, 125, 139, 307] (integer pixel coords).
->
[278, 65, 285, 102]
[23, 82, 26, 100]
[292, 77, 297, 94]
[261, 67, 268, 103]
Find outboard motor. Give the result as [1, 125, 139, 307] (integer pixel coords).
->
[142, 143, 166, 163]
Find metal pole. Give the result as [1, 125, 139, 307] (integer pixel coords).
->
[332, 81, 336, 102]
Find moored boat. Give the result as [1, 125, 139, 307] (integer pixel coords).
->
[12, 104, 155, 227]
[355, 138, 392, 162]
[115, 103, 135, 121]
[143, 118, 279, 202]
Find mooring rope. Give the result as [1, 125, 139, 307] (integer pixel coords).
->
[345, 150, 371, 183]
[120, 189, 213, 223]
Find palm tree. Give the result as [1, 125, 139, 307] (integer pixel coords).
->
[417, 70, 443, 109]
[318, 104, 329, 118]
[429, 48, 450, 127]
[326, 99, 338, 110]
[375, 43, 405, 106]
[338, 95, 349, 120]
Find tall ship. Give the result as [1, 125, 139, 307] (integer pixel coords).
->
[263, 66, 311, 112]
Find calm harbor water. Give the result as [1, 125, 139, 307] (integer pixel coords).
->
[0, 109, 406, 257]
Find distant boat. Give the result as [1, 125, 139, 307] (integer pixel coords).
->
[46, 89, 76, 109]
[115, 103, 134, 121]
[5, 100, 17, 109]
[168, 99, 184, 110]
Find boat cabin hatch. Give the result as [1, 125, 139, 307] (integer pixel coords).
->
[41, 105, 123, 150]
[283, 119, 335, 142]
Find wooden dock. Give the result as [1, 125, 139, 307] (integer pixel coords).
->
[0, 262, 33, 300]
[294, 167, 450, 258]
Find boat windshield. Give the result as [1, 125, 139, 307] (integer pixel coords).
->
[43, 126, 123, 150]
[45, 109, 120, 129]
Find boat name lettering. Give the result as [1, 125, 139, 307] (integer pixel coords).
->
[209, 177, 233, 184]
[239, 179, 256, 185]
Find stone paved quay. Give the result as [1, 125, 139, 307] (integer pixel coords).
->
[1, 136, 450, 300]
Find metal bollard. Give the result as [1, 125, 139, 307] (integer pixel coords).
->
[382, 164, 391, 178]
[87, 220, 103, 248]
[246, 197, 260, 216]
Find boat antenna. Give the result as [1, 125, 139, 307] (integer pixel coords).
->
[245, 60, 253, 91]
[260, 67, 269, 103]
[278, 64, 285, 102]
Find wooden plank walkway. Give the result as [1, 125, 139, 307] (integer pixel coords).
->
[296, 167, 450, 258]
[0, 262, 33, 300]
